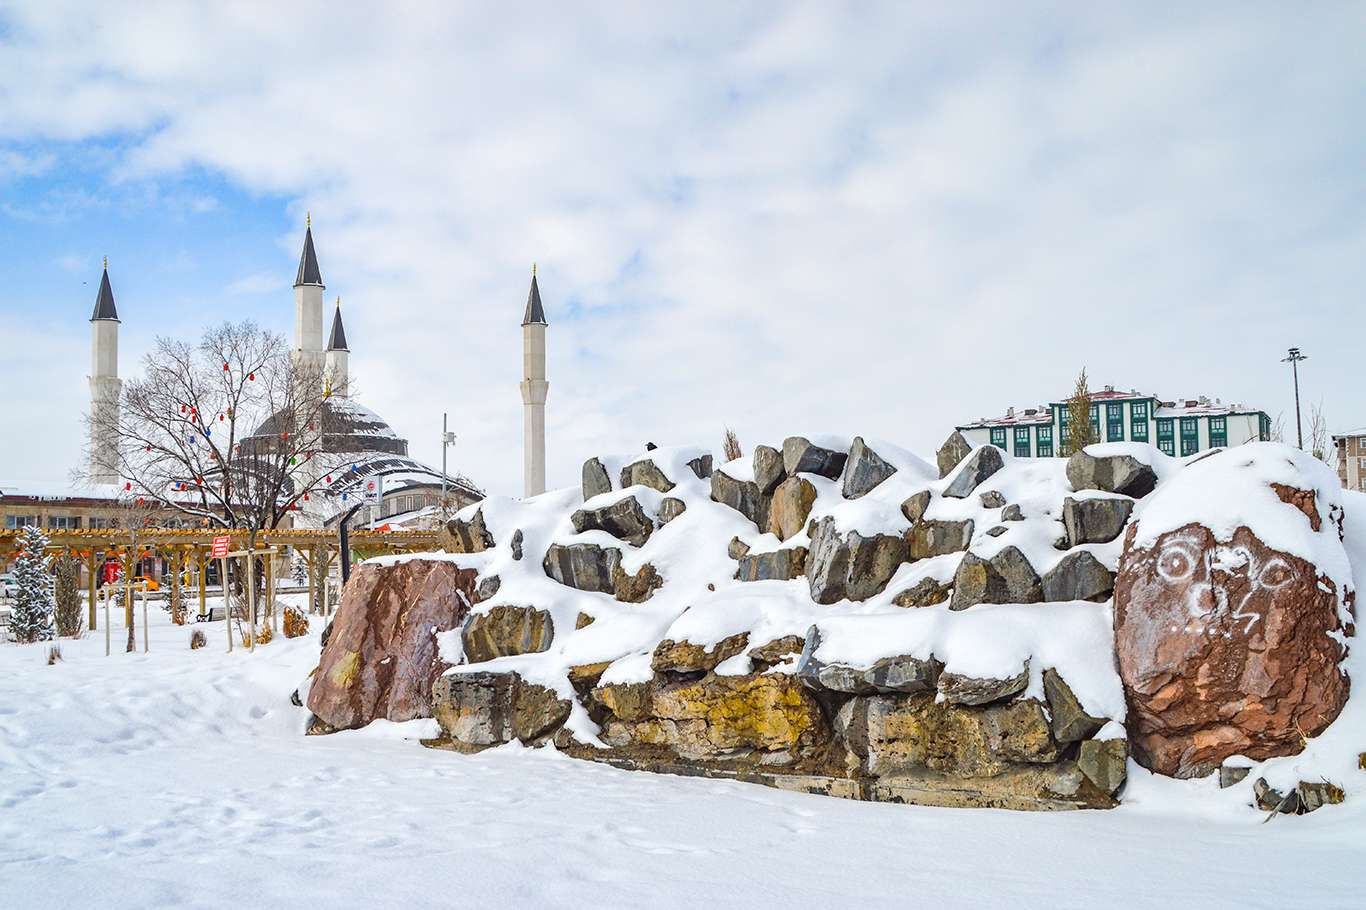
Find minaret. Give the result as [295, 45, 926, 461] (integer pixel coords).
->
[520, 264, 549, 497]
[292, 213, 326, 375]
[89, 258, 122, 486]
[325, 297, 350, 398]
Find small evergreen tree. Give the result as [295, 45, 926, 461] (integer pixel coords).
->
[1066, 368, 1097, 455]
[292, 556, 308, 588]
[10, 526, 56, 643]
[53, 555, 84, 638]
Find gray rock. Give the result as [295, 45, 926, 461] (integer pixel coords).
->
[752, 444, 787, 495]
[1041, 550, 1115, 603]
[686, 454, 713, 480]
[510, 529, 524, 561]
[797, 628, 941, 694]
[462, 605, 554, 663]
[710, 470, 767, 530]
[431, 671, 571, 747]
[1253, 777, 1299, 814]
[445, 509, 494, 553]
[1043, 668, 1107, 743]
[979, 490, 1007, 509]
[949, 546, 1043, 610]
[727, 536, 751, 560]
[1296, 780, 1346, 813]
[1218, 765, 1251, 789]
[1078, 739, 1128, 795]
[907, 518, 974, 559]
[571, 495, 654, 547]
[620, 459, 676, 493]
[582, 457, 613, 501]
[892, 577, 952, 607]
[542, 543, 622, 594]
[658, 497, 687, 526]
[475, 574, 501, 603]
[735, 547, 808, 582]
[942, 445, 1004, 499]
[938, 660, 1030, 706]
[807, 517, 907, 603]
[841, 436, 897, 498]
[936, 430, 972, 479]
[986, 526, 1007, 538]
[1062, 496, 1134, 546]
[1002, 504, 1024, 521]
[900, 490, 932, 523]
[782, 436, 848, 480]
[1066, 450, 1158, 498]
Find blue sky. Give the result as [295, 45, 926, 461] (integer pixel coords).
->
[1, 2, 1364, 495]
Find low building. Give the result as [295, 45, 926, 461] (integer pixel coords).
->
[1332, 429, 1366, 491]
[958, 387, 1272, 458]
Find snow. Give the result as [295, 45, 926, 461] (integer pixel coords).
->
[1, 606, 1364, 908]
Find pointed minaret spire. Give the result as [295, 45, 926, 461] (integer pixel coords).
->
[292, 215, 326, 374]
[90, 257, 119, 321]
[327, 297, 349, 351]
[295, 215, 324, 287]
[522, 263, 547, 326]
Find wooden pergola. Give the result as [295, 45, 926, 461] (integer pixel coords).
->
[0, 527, 441, 631]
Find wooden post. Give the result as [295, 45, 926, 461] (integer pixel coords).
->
[198, 549, 207, 619]
[141, 582, 149, 653]
[222, 556, 232, 653]
[266, 551, 276, 634]
[104, 586, 111, 656]
[171, 549, 183, 624]
[124, 550, 134, 653]
[86, 551, 98, 632]
[246, 550, 257, 653]
[307, 546, 317, 615]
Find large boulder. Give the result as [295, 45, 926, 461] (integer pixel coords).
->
[936, 431, 972, 479]
[937, 661, 1030, 706]
[768, 475, 817, 541]
[710, 469, 768, 530]
[612, 561, 664, 604]
[1113, 453, 1352, 778]
[942, 445, 1004, 499]
[431, 671, 571, 749]
[462, 605, 554, 664]
[1067, 450, 1158, 498]
[443, 509, 494, 553]
[571, 495, 654, 547]
[1062, 496, 1134, 546]
[782, 436, 848, 480]
[907, 518, 974, 560]
[543, 542, 622, 594]
[582, 457, 613, 500]
[652, 633, 750, 674]
[658, 497, 687, 526]
[842, 436, 897, 498]
[307, 559, 478, 731]
[807, 517, 907, 604]
[753, 444, 787, 495]
[900, 489, 932, 523]
[686, 454, 714, 480]
[1042, 669, 1107, 743]
[1041, 550, 1115, 603]
[735, 547, 808, 582]
[949, 547, 1043, 610]
[620, 459, 676, 493]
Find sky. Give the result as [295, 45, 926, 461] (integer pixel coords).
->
[1, 1, 1364, 497]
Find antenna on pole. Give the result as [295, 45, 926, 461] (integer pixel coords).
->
[1281, 347, 1308, 450]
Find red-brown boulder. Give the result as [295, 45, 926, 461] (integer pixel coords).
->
[1115, 502, 1351, 777]
[307, 558, 478, 731]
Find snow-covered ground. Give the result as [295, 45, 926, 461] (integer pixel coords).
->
[2, 605, 1363, 908]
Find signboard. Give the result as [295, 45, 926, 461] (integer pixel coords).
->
[211, 535, 231, 559]
[363, 476, 384, 505]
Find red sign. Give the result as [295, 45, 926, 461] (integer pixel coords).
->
[211, 535, 231, 559]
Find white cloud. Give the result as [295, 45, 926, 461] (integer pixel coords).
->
[0, 2, 1363, 493]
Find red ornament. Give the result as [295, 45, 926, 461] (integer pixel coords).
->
[223, 363, 230, 371]
[325, 475, 332, 483]
[281, 431, 289, 440]
[124, 482, 132, 491]
[190, 407, 197, 414]
[180, 404, 187, 413]
[145, 445, 151, 452]
[218, 413, 224, 422]
[136, 497, 145, 505]
[195, 477, 203, 485]
[303, 493, 309, 501]
[248, 372, 255, 381]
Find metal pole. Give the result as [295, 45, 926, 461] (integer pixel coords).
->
[222, 556, 232, 653]
[1292, 358, 1303, 449]
[141, 584, 149, 653]
[442, 411, 448, 510]
[198, 550, 207, 619]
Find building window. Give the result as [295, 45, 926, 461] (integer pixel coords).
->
[1156, 418, 1175, 456]
[5, 515, 39, 529]
[1209, 416, 1227, 448]
[989, 427, 1007, 450]
[1037, 424, 1053, 457]
[1014, 426, 1031, 457]
[1259, 414, 1271, 441]
[1106, 403, 1124, 442]
[1131, 401, 1149, 441]
[1089, 404, 1101, 437]
[1180, 417, 1199, 456]
[47, 516, 81, 530]
[1358, 458, 1366, 472]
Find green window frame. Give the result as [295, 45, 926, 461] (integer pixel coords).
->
[1209, 416, 1227, 448]
[1037, 424, 1054, 457]
[1180, 417, 1199, 456]
[1259, 414, 1271, 441]
[1014, 426, 1031, 457]
[1106, 403, 1124, 442]
[1089, 404, 1101, 437]
[989, 427, 1007, 450]
[1130, 401, 1149, 441]
[1156, 418, 1175, 456]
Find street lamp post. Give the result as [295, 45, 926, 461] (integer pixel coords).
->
[1281, 347, 1308, 449]
[441, 413, 457, 514]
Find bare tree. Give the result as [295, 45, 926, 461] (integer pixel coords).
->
[1270, 411, 1286, 444]
[1308, 400, 1334, 467]
[1065, 368, 1097, 455]
[722, 427, 743, 463]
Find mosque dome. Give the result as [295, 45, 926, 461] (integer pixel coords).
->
[240, 398, 409, 458]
